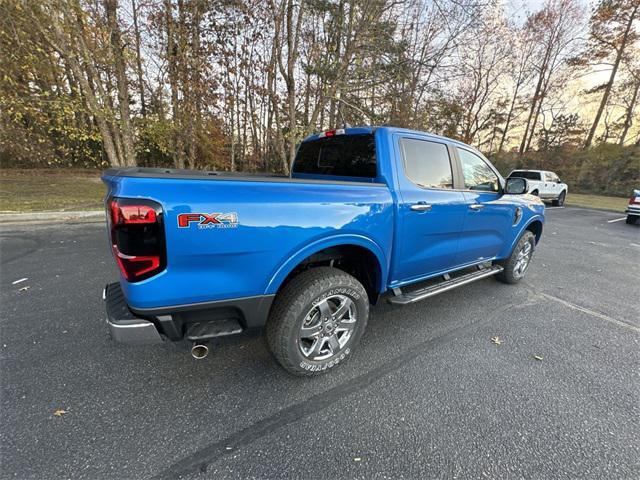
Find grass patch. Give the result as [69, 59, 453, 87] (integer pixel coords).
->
[565, 193, 629, 212]
[0, 169, 105, 212]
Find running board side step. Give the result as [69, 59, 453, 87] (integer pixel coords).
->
[388, 265, 504, 305]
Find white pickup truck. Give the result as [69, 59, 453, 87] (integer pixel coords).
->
[507, 170, 568, 206]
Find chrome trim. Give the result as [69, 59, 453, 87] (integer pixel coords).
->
[410, 203, 432, 212]
[389, 266, 503, 305]
[106, 318, 163, 345]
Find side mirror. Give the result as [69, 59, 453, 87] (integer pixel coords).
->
[505, 177, 528, 195]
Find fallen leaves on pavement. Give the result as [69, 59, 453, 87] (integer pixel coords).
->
[491, 336, 502, 345]
[533, 355, 544, 361]
[53, 408, 67, 417]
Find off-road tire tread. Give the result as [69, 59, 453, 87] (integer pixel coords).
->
[266, 267, 368, 376]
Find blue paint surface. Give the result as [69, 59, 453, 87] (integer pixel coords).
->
[103, 126, 544, 309]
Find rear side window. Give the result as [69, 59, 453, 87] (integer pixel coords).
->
[293, 134, 376, 178]
[509, 171, 541, 181]
[546, 172, 560, 182]
[400, 138, 453, 189]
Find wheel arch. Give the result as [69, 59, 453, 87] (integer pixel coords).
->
[264, 235, 388, 303]
[525, 219, 543, 244]
[498, 216, 544, 260]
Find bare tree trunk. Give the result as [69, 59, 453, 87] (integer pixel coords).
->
[105, 0, 136, 166]
[525, 85, 546, 152]
[519, 67, 546, 154]
[131, 0, 146, 117]
[498, 78, 523, 153]
[585, 5, 638, 147]
[619, 80, 639, 145]
[164, 0, 183, 168]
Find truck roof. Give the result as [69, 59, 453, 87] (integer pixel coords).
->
[302, 126, 475, 151]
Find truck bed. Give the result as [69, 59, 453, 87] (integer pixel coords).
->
[104, 167, 383, 186]
[102, 168, 394, 312]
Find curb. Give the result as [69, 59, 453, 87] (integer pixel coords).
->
[0, 210, 105, 226]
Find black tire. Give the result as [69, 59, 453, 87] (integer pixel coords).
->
[552, 190, 566, 206]
[495, 231, 536, 284]
[266, 267, 369, 376]
[627, 215, 638, 225]
[531, 189, 539, 196]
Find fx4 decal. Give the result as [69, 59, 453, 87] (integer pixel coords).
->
[177, 212, 238, 229]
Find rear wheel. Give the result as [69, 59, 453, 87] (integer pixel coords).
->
[266, 267, 369, 376]
[552, 190, 566, 206]
[627, 215, 638, 225]
[496, 231, 536, 284]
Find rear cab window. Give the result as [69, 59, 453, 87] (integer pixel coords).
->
[509, 171, 541, 181]
[292, 133, 377, 180]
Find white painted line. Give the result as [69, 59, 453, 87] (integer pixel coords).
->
[630, 243, 640, 248]
[540, 292, 640, 334]
[545, 207, 565, 210]
[607, 217, 626, 223]
[12, 278, 28, 285]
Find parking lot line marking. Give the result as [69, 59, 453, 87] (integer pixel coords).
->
[630, 243, 640, 248]
[540, 292, 640, 334]
[607, 217, 626, 223]
[546, 207, 565, 210]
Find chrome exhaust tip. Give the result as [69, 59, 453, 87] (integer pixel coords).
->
[191, 343, 209, 360]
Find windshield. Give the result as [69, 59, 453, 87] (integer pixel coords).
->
[293, 134, 377, 178]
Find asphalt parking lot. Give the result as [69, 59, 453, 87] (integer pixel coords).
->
[1, 207, 639, 479]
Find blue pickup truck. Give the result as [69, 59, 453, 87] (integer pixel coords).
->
[102, 126, 544, 376]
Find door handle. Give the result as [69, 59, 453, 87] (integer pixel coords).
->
[410, 203, 432, 212]
[469, 204, 484, 211]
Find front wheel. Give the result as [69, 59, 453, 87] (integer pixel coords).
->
[552, 190, 566, 206]
[495, 231, 536, 284]
[266, 267, 369, 376]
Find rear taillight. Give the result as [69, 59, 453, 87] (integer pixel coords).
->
[630, 196, 639, 205]
[108, 198, 166, 282]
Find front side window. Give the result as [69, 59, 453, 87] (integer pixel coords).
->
[459, 149, 500, 192]
[546, 172, 560, 183]
[400, 138, 453, 189]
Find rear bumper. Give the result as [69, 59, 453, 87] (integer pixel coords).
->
[103, 282, 275, 345]
[625, 205, 640, 216]
[105, 283, 163, 344]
